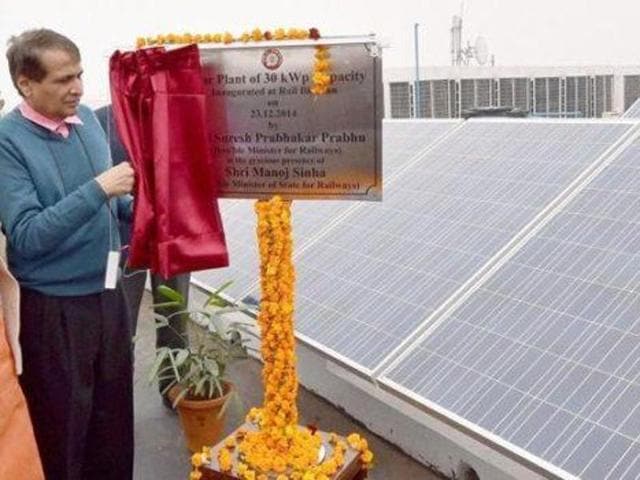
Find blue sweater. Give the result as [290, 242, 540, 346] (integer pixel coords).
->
[0, 105, 131, 296]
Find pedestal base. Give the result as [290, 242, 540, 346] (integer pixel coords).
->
[200, 422, 367, 480]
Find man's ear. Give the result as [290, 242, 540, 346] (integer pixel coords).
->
[17, 75, 32, 98]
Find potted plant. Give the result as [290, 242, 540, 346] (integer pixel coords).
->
[148, 282, 254, 452]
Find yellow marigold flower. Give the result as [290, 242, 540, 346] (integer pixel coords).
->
[166, 33, 177, 43]
[361, 449, 374, 464]
[276, 475, 289, 480]
[313, 72, 331, 87]
[218, 448, 233, 471]
[224, 437, 236, 449]
[240, 32, 251, 42]
[237, 462, 248, 474]
[321, 458, 338, 475]
[203, 33, 212, 42]
[273, 457, 287, 472]
[135, 37, 146, 48]
[251, 28, 263, 41]
[314, 59, 331, 71]
[314, 48, 330, 60]
[302, 472, 315, 480]
[274, 28, 287, 40]
[212, 33, 222, 43]
[223, 32, 234, 44]
[183, 32, 193, 43]
[347, 433, 362, 449]
[243, 471, 256, 480]
[190, 470, 202, 480]
[191, 453, 204, 467]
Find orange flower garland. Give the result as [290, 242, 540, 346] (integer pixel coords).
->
[136, 27, 313, 48]
[311, 46, 332, 95]
[195, 196, 373, 479]
[135, 27, 332, 95]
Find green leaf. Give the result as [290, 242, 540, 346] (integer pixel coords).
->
[160, 379, 177, 397]
[203, 358, 219, 376]
[174, 349, 189, 367]
[167, 350, 182, 382]
[156, 285, 186, 306]
[151, 301, 182, 309]
[148, 348, 169, 384]
[213, 378, 223, 398]
[152, 313, 170, 328]
[193, 377, 208, 397]
[204, 280, 234, 308]
[218, 390, 233, 418]
[172, 387, 189, 408]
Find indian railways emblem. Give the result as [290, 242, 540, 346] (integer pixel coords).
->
[262, 48, 283, 70]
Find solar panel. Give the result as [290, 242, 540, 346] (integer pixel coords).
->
[284, 119, 636, 373]
[623, 98, 640, 118]
[192, 120, 461, 300]
[381, 125, 640, 479]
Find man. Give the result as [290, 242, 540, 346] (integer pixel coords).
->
[95, 104, 191, 406]
[0, 29, 135, 479]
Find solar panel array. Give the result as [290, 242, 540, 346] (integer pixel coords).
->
[194, 117, 640, 478]
[283, 120, 634, 372]
[382, 128, 640, 479]
[193, 120, 461, 301]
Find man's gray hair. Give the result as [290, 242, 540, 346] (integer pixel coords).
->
[6, 28, 81, 96]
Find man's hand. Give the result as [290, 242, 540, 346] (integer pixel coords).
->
[96, 162, 135, 198]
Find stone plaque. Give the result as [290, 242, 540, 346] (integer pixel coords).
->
[201, 38, 383, 200]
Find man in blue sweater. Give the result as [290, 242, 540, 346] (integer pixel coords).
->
[0, 29, 135, 479]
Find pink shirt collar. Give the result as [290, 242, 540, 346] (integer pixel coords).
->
[18, 101, 83, 139]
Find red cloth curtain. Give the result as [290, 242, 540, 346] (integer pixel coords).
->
[109, 45, 228, 278]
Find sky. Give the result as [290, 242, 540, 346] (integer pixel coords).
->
[1, 0, 639, 109]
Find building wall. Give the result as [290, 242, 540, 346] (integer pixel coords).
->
[624, 75, 640, 110]
[385, 66, 640, 119]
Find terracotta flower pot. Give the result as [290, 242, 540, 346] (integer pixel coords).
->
[168, 382, 233, 453]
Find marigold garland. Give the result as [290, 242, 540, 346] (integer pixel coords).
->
[135, 27, 332, 95]
[311, 46, 332, 95]
[187, 197, 374, 479]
